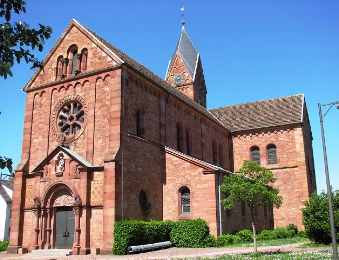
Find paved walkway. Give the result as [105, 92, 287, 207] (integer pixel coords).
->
[0, 243, 329, 260]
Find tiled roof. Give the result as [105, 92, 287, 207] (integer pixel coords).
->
[210, 94, 305, 132]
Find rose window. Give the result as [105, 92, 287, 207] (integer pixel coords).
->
[57, 100, 85, 140]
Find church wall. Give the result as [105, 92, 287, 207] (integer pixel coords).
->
[30, 25, 116, 89]
[121, 68, 232, 232]
[163, 152, 219, 236]
[232, 126, 312, 230]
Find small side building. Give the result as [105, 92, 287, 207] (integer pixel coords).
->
[0, 179, 12, 241]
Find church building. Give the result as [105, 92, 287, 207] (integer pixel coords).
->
[8, 19, 316, 254]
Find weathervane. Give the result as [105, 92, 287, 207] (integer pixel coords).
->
[180, 4, 185, 29]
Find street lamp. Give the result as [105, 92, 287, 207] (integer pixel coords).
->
[318, 101, 339, 259]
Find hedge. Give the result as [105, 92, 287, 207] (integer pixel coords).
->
[0, 241, 9, 252]
[113, 219, 211, 255]
[113, 220, 174, 255]
[170, 219, 210, 248]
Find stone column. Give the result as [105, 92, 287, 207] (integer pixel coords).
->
[46, 208, 52, 249]
[33, 209, 40, 249]
[72, 198, 81, 255]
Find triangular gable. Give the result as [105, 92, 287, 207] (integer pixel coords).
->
[24, 19, 124, 91]
[32, 145, 98, 173]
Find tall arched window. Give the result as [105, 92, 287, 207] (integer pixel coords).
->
[212, 140, 218, 164]
[179, 186, 191, 214]
[267, 144, 277, 164]
[185, 129, 191, 155]
[250, 146, 261, 164]
[68, 45, 79, 76]
[218, 144, 224, 167]
[80, 48, 88, 72]
[56, 55, 64, 80]
[176, 123, 183, 152]
[136, 110, 144, 137]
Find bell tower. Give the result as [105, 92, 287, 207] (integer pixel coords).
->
[165, 24, 207, 107]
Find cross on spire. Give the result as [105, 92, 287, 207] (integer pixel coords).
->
[180, 5, 185, 30]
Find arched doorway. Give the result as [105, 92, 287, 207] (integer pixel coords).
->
[53, 193, 75, 249]
[38, 183, 81, 251]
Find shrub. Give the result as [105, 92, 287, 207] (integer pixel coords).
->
[257, 230, 276, 240]
[257, 227, 296, 241]
[274, 227, 295, 239]
[287, 224, 298, 235]
[113, 220, 174, 255]
[302, 192, 339, 244]
[236, 229, 253, 242]
[0, 241, 9, 252]
[216, 234, 241, 247]
[170, 219, 210, 248]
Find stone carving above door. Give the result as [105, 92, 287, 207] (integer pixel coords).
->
[54, 194, 74, 207]
[55, 153, 65, 177]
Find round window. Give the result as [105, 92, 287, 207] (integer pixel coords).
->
[52, 96, 87, 144]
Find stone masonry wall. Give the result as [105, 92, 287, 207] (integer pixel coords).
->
[232, 126, 313, 229]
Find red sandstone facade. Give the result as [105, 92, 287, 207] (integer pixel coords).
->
[8, 20, 314, 254]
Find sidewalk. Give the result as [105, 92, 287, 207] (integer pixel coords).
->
[0, 243, 326, 260]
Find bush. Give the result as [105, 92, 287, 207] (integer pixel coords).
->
[216, 234, 241, 247]
[0, 241, 9, 252]
[273, 227, 295, 239]
[170, 219, 210, 248]
[236, 229, 253, 242]
[257, 230, 276, 240]
[302, 192, 339, 244]
[113, 220, 174, 255]
[257, 227, 296, 241]
[287, 224, 298, 235]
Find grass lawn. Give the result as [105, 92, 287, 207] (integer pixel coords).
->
[214, 252, 331, 259]
[219, 236, 308, 248]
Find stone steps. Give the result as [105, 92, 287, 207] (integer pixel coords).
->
[29, 249, 71, 257]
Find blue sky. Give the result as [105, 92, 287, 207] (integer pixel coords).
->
[0, 0, 338, 192]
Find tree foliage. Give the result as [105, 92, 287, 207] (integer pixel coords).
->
[0, 0, 52, 78]
[221, 160, 282, 252]
[0, 156, 13, 173]
[302, 192, 339, 244]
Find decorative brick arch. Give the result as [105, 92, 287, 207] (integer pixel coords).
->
[42, 182, 80, 208]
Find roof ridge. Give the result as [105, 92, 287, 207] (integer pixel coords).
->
[210, 93, 304, 111]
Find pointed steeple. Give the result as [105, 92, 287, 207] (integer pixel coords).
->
[166, 24, 207, 107]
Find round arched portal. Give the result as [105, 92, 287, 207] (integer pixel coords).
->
[36, 183, 81, 252]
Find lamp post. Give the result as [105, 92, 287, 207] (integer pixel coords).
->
[318, 101, 339, 259]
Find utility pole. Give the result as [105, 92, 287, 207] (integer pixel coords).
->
[318, 102, 338, 259]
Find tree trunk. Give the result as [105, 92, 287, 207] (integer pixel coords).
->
[250, 207, 257, 253]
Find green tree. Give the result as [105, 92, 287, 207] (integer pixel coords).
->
[221, 160, 282, 253]
[0, 0, 52, 78]
[302, 192, 339, 244]
[0, 156, 13, 176]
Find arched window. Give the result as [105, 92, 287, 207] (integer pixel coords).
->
[68, 45, 79, 76]
[80, 48, 88, 72]
[218, 144, 224, 167]
[212, 140, 218, 164]
[176, 123, 183, 152]
[179, 186, 190, 214]
[136, 110, 144, 137]
[250, 146, 261, 164]
[56, 55, 64, 80]
[267, 144, 277, 164]
[185, 129, 191, 155]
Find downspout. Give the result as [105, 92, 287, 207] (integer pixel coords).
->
[218, 172, 223, 236]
